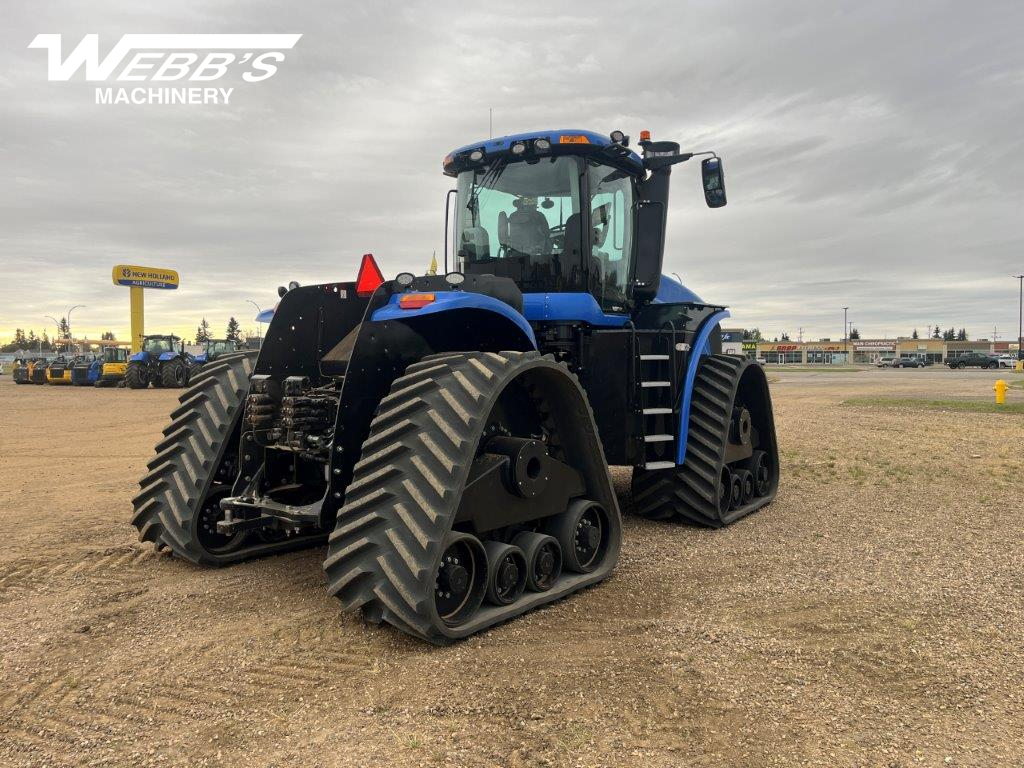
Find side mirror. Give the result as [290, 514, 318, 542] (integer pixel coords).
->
[632, 200, 665, 302]
[702, 157, 727, 208]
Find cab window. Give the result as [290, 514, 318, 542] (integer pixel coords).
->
[587, 162, 635, 312]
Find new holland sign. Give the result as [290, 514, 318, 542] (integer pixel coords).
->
[112, 264, 179, 289]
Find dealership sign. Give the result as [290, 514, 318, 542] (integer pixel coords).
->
[112, 264, 179, 289]
[28, 34, 301, 105]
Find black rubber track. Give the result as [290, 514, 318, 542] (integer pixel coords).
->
[323, 351, 622, 644]
[131, 351, 325, 566]
[631, 354, 778, 527]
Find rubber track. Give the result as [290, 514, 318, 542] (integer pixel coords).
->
[323, 351, 621, 644]
[131, 351, 324, 565]
[632, 354, 775, 527]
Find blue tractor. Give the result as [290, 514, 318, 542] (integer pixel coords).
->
[134, 129, 778, 644]
[125, 334, 186, 389]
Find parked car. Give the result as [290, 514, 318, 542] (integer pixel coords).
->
[894, 358, 923, 368]
[997, 354, 1017, 368]
[876, 356, 897, 368]
[947, 353, 1000, 369]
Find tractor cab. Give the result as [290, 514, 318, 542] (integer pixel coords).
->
[140, 335, 180, 358]
[444, 129, 726, 320]
[103, 346, 128, 364]
[203, 339, 237, 361]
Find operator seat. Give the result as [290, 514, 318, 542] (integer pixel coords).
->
[507, 199, 551, 256]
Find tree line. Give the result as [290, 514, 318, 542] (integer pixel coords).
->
[1, 325, 117, 353]
[193, 317, 243, 345]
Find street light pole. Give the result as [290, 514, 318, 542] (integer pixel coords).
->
[66, 304, 84, 355]
[45, 315, 61, 354]
[843, 306, 849, 357]
[1015, 274, 1024, 361]
[246, 299, 263, 346]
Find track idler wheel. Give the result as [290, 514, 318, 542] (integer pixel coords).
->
[434, 532, 488, 626]
[749, 450, 771, 496]
[512, 531, 562, 592]
[194, 487, 246, 554]
[483, 541, 527, 606]
[733, 468, 755, 506]
[546, 499, 609, 574]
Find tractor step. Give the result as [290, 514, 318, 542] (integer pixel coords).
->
[642, 407, 672, 415]
[639, 354, 670, 361]
[644, 434, 674, 443]
[643, 461, 676, 470]
[640, 380, 670, 388]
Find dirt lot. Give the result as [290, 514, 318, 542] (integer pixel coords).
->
[1, 368, 1022, 768]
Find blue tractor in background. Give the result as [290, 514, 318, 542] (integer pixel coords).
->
[134, 128, 778, 644]
[125, 334, 188, 389]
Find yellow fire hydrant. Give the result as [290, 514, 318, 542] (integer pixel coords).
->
[994, 379, 1008, 404]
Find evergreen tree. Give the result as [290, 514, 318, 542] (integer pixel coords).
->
[957, 328, 968, 341]
[780, 331, 791, 341]
[58, 317, 70, 339]
[912, 328, 919, 339]
[850, 327, 861, 340]
[101, 330, 116, 340]
[932, 326, 941, 339]
[195, 318, 211, 343]
[225, 317, 241, 343]
[746, 327, 762, 341]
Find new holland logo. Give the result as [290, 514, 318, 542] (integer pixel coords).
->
[28, 33, 301, 105]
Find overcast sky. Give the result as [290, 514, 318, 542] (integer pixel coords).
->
[2, 0, 1023, 345]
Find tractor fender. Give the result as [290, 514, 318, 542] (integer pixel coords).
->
[676, 309, 731, 465]
[129, 351, 149, 363]
[158, 351, 179, 362]
[371, 291, 538, 350]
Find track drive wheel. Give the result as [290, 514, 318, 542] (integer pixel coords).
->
[631, 354, 779, 527]
[324, 351, 622, 644]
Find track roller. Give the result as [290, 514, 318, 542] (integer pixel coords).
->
[512, 531, 562, 591]
[435, 532, 488, 625]
[546, 499, 609, 574]
[483, 541, 527, 606]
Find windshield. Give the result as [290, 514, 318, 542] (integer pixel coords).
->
[455, 156, 585, 292]
[454, 155, 636, 309]
[104, 347, 127, 362]
[143, 337, 174, 354]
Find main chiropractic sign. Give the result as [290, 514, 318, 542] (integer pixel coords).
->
[28, 34, 301, 105]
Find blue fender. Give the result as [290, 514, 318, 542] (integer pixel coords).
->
[157, 351, 178, 362]
[129, 351, 149, 363]
[371, 291, 538, 349]
[676, 309, 731, 465]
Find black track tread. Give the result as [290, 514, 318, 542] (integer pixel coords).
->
[324, 350, 619, 644]
[131, 351, 325, 566]
[631, 354, 776, 527]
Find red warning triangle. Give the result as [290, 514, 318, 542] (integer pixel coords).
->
[355, 253, 385, 297]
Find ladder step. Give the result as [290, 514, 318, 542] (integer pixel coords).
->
[643, 461, 676, 470]
[644, 434, 674, 443]
[639, 354, 669, 361]
[642, 407, 673, 415]
[641, 381, 670, 388]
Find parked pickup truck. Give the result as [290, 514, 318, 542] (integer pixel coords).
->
[948, 353, 1000, 369]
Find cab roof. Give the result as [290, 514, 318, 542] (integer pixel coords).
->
[443, 129, 644, 177]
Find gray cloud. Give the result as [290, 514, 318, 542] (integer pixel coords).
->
[1, 0, 1022, 343]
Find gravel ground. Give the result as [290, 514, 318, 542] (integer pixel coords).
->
[0, 368, 1021, 767]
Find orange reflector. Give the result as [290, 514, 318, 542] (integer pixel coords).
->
[639, 129, 651, 142]
[558, 135, 590, 144]
[399, 293, 435, 309]
[355, 253, 385, 297]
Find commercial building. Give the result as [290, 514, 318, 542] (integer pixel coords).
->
[729, 334, 1019, 365]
